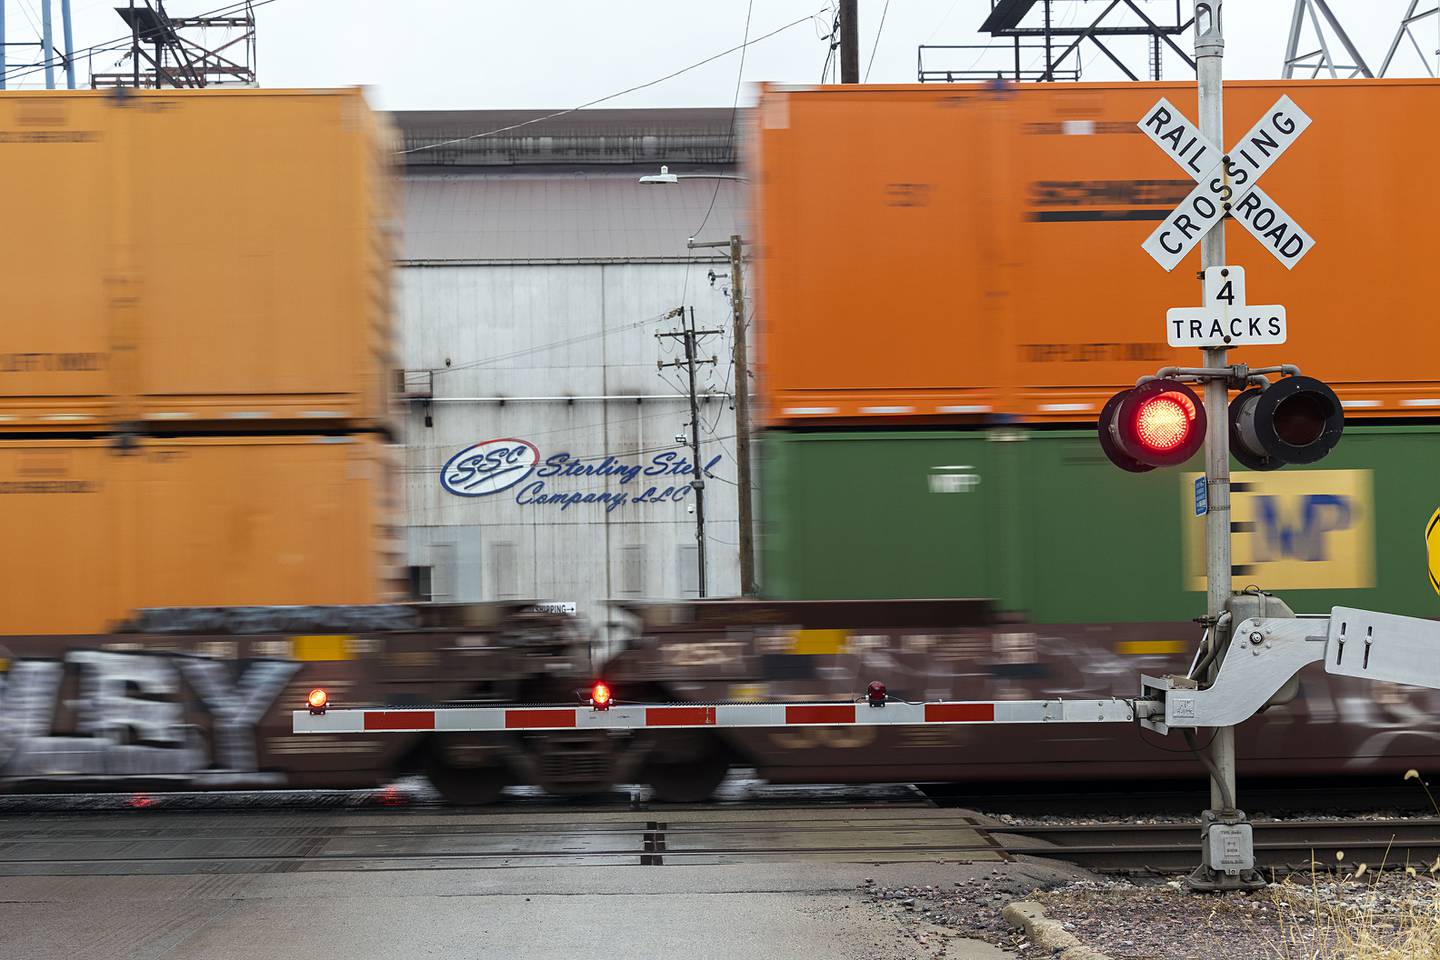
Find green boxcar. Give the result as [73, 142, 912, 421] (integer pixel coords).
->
[759, 425, 1440, 622]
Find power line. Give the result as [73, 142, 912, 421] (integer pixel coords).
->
[692, 0, 754, 242]
[402, 404, 732, 456]
[679, 0, 756, 353]
[925, 0, 963, 43]
[432, 309, 677, 375]
[819, 7, 840, 82]
[864, 0, 891, 82]
[402, 11, 817, 157]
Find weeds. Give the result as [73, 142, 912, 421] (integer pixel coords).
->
[1270, 769, 1440, 959]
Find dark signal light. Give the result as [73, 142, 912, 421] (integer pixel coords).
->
[1229, 375, 1343, 470]
[1099, 379, 1207, 471]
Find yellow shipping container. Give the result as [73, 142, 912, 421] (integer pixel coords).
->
[0, 434, 402, 636]
[0, 88, 396, 431]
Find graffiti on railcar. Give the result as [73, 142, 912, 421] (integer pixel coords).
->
[0, 650, 298, 783]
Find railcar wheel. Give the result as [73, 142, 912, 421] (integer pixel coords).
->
[642, 734, 731, 803]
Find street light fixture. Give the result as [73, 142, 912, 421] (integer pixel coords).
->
[638, 164, 748, 185]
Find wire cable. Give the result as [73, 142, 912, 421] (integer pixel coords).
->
[433, 309, 676, 375]
[819, 8, 840, 82]
[863, 0, 892, 83]
[691, 0, 753, 242]
[1183, 728, 1235, 811]
[402, 12, 815, 157]
[925, 0, 963, 43]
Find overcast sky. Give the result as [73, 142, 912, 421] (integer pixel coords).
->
[4, 1, 1433, 109]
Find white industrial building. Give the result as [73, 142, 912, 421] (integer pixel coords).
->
[393, 109, 745, 631]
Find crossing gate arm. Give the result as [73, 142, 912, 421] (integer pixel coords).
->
[290, 607, 1440, 738]
[292, 697, 1138, 735]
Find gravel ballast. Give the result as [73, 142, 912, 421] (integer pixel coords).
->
[870, 869, 1440, 959]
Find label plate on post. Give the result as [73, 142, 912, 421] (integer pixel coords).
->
[1194, 476, 1209, 517]
[1166, 266, 1287, 348]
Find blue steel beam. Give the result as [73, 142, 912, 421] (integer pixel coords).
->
[61, 0, 73, 88]
[41, 0, 53, 89]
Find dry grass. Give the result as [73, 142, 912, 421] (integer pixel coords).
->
[1269, 769, 1440, 959]
[1271, 874, 1440, 959]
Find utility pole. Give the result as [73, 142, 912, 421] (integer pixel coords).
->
[840, 0, 859, 82]
[689, 236, 757, 596]
[728, 235, 755, 596]
[658, 309, 721, 598]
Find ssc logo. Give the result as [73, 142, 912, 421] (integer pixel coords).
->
[440, 439, 540, 497]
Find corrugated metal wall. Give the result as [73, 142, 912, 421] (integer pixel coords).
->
[396, 169, 744, 630]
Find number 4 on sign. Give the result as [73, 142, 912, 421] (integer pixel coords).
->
[1166, 266, 1287, 348]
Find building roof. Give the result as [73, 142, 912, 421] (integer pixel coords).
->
[392, 106, 741, 171]
[400, 170, 745, 262]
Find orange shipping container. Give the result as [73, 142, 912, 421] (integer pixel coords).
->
[752, 80, 1440, 425]
[0, 434, 401, 636]
[0, 89, 396, 431]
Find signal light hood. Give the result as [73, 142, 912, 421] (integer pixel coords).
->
[1099, 378, 1207, 471]
[1230, 375, 1343, 470]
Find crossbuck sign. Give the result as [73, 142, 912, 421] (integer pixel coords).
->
[1140, 96, 1315, 271]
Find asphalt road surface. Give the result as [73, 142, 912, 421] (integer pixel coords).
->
[0, 784, 1081, 959]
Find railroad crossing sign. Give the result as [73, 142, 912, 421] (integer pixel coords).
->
[1166, 266, 1287, 348]
[1139, 96, 1316, 272]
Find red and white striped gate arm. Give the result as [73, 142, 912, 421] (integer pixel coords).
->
[292, 698, 1137, 734]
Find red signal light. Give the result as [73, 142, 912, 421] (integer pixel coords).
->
[866, 681, 888, 707]
[307, 688, 329, 715]
[1099, 379, 1207, 471]
[590, 682, 612, 710]
[1134, 393, 1194, 453]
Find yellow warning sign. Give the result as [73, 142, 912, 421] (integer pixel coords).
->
[1427, 507, 1440, 596]
[1182, 469, 1374, 592]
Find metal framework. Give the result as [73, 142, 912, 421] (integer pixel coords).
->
[1282, 0, 1373, 79]
[0, 0, 78, 90]
[1287, 0, 1440, 79]
[918, 0, 1194, 83]
[91, 0, 256, 89]
[1380, 2, 1440, 77]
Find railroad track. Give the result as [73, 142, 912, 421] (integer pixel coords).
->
[993, 818, 1440, 873]
[1, 789, 1437, 877]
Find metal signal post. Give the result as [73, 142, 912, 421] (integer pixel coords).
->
[1192, 1, 1251, 892]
